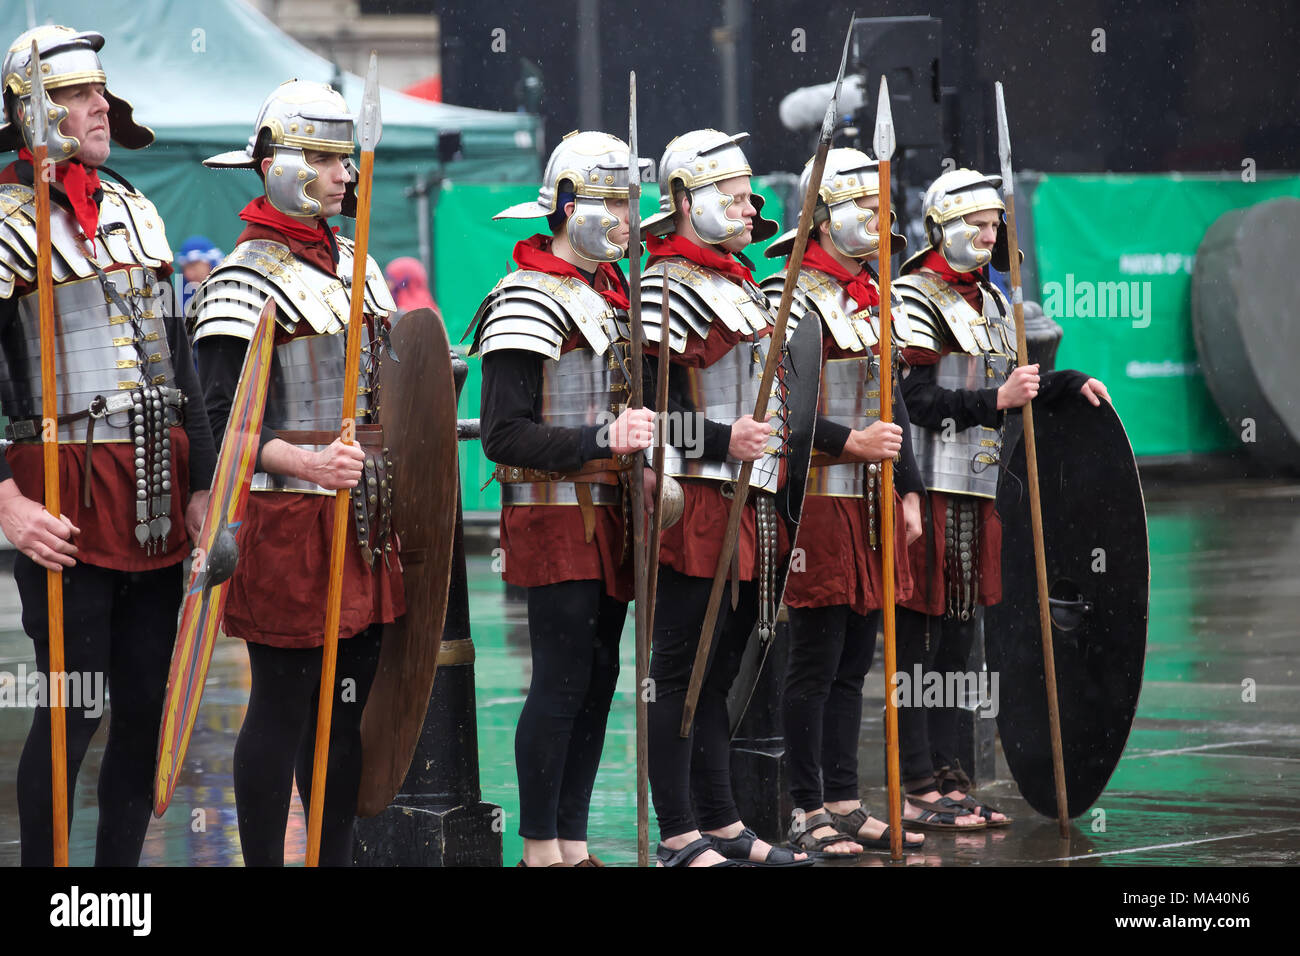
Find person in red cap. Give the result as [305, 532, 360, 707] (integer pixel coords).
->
[466, 130, 654, 868]
[384, 256, 438, 319]
[0, 25, 214, 866]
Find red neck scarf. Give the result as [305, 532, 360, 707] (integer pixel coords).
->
[20, 148, 101, 251]
[239, 196, 336, 245]
[801, 242, 879, 311]
[511, 235, 630, 309]
[918, 249, 984, 309]
[647, 233, 754, 286]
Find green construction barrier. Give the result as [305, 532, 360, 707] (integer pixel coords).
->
[438, 180, 787, 515]
[1031, 173, 1300, 457]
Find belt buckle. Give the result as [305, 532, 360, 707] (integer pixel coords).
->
[720, 480, 737, 500]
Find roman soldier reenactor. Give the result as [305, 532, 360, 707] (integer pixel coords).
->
[0, 25, 215, 865]
[759, 148, 926, 855]
[638, 129, 818, 867]
[466, 130, 654, 868]
[188, 80, 402, 866]
[895, 168, 1109, 830]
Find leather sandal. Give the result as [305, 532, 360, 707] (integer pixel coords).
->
[902, 794, 988, 831]
[574, 853, 606, 867]
[707, 827, 815, 867]
[655, 838, 749, 867]
[827, 805, 925, 851]
[935, 765, 1012, 827]
[788, 810, 864, 857]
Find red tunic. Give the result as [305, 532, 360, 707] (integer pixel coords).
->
[898, 492, 1002, 617]
[5, 431, 193, 572]
[218, 215, 406, 649]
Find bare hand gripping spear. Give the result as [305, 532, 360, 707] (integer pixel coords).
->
[680, 17, 856, 737]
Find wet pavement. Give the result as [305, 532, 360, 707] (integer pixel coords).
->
[0, 475, 1296, 866]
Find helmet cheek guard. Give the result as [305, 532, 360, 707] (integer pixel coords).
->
[687, 181, 750, 246]
[937, 216, 992, 273]
[827, 200, 880, 258]
[265, 143, 323, 218]
[567, 195, 624, 263]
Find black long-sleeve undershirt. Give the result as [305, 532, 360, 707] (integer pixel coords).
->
[479, 349, 605, 472]
[194, 334, 281, 472]
[902, 361, 1089, 433]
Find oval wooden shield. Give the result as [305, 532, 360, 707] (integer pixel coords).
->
[985, 396, 1149, 819]
[357, 308, 460, 816]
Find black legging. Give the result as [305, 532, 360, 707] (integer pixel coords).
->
[895, 605, 979, 791]
[647, 567, 756, 840]
[784, 605, 880, 812]
[14, 556, 182, 867]
[232, 627, 382, 866]
[515, 580, 625, 841]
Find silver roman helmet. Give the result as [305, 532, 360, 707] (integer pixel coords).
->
[204, 80, 359, 219]
[494, 130, 649, 263]
[765, 147, 906, 259]
[903, 167, 1014, 274]
[642, 129, 778, 245]
[0, 25, 153, 157]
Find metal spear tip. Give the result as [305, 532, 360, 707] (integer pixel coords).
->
[996, 81, 1011, 165]
[29, 40, 48, 151]
[628, 70, 638, 158]
[360, 50, 383, 152]
[819, 14, 856, 143]
[873, 75, 895, 162]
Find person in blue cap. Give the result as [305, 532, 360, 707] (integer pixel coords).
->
[177, 235, 223, 311]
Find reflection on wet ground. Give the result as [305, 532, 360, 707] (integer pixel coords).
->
[1, 478, 1296, 866]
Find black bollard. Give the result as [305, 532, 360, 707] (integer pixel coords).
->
[354, 352, 503, 866]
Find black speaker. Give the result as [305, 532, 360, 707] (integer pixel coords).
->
[849, 16, 943, 150]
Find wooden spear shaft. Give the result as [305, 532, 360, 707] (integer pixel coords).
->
[626, 71, 650, 869]
[996, 81, 1070, 836]
[307, 54, 382, 866]
[31, 54, 69, 867]
[873, 76, 903, 861]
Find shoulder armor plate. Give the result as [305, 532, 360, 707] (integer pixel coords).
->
[468, 269, 623, 360]
[642, 257, 770, 353]
[0, 182, 169, 299]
